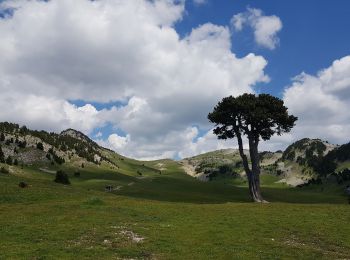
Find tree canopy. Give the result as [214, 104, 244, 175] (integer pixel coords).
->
[208, 93, 297, 142]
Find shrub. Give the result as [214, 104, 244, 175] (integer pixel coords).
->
[18, 140, 27, 148]
[74, 171, 80, 177]
[18, 182, 28, 188]
[52, 153, 65, 165]
[6, 156, 13, 165]
[0, 146, 5, 163]
[54, 170, 70, 185]
[0, 166, 9, 174]
[36, 142, 44, 150]
[13, 159, 18, 166]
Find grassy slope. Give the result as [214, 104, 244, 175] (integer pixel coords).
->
[1, 158, 350, 259]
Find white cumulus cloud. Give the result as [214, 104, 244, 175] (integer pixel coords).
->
[283, 56, 350, 145]
[231, 7, 282, 50]
[0, 0, 271, 159]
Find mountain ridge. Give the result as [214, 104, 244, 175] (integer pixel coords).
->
[1, 121, 349, 187]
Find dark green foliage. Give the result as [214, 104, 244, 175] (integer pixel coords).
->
[137, 170, 142, 176]
[312, 143, 350, 176]
[0, 145, 5, 163]
[235, 161, 242, 168]
[329, 169, 350, 184]
[218, 164, 235, 174]
[282, 138, 309, 160]
[296, 156, 305, 165]
[0, 122, 20, 133]
[74, 171, 80, 177]
[36, 142, 44, 150]
[297, 178, 323, 188]
[14, 147, 18, 154]
[60, 144, 67, 152]
[18, 182, 28, 188]
[5, 139, 11, 146]
[0, 132, 5, 141]
[81, 163, 85, 168]
[6, 156, 13, 165]
[52, 153, 65, 165]
[13, 159, 18, 166]
[276, 169, 283, 175]
[18, 140, 26, 148]
[194, 157, 239, 181]
[0, 166, 9, 174]
[326, 142, 350, 162]
[208, 94, 297, 141]
[311, 141, 327, 156]
[208, 164, 239, 180]
[285, 150, 295, 161]
[339, 169, 350, 181]
[19, 125, 28, 135]
[48, 148, 65, 164]
[54, 170, 70, 185]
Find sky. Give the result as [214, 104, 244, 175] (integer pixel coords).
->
[0, 0, 349, 160]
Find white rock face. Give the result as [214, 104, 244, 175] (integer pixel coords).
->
[94, 154, 101, 163]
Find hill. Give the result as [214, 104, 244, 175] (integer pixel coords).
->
[181, 138, 349, 187]
[1, 122, 350, 258]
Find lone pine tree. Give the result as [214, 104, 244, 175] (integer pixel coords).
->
[208, 93, 297, 202]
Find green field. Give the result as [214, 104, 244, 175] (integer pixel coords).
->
[1, 159, 350, 259]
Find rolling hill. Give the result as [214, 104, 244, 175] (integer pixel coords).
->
[1, 122, 350, 259]
[181, 138, 350, 188]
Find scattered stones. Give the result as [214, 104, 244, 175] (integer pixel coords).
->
[114, 186, 123, 191]
[103, 239, 112, 245]
[119, 230, 144, 243]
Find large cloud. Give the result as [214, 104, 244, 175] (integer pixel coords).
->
[231, 7, 282, 50]
[283, 56, 350, 145]
[0, 0, 270, 159]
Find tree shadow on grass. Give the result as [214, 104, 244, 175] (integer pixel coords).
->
[115, 175, 347, 205]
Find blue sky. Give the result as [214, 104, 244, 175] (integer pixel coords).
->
[176, 0, 350, 97]
[0, 0, 349, 159]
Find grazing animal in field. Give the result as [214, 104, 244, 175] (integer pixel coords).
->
[105, 185, 113, 192]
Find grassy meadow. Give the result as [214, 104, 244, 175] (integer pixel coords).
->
[1, 158, 350, 259]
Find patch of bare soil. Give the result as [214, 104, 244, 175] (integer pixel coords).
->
[181, 160, 208, 182]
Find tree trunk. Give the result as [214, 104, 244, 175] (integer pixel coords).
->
[247, 138, 266, 203]
[235, 131, 266, 202]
